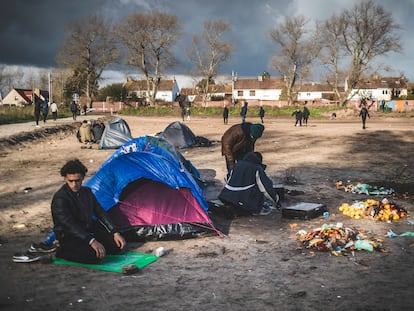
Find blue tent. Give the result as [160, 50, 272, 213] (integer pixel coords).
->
[85, 136, 217, 239]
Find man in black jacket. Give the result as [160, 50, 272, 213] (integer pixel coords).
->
[51, 159, 126, 264]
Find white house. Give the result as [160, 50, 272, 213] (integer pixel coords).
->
[124, 78, 180, 103]
[346, 76, 408, 101]
[232, 76, 284, 102]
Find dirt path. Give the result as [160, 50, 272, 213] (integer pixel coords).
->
[0, 113, 413, 310]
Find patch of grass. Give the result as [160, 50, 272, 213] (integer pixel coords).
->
[0, 105, 72, 125]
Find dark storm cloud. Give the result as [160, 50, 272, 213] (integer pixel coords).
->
[1, 0, 413, 80]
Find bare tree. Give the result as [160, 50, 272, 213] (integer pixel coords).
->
[270, 15, 319, 105]
[56, 15, 118, 107]
[318, 14, 347, 102]
[319, 0, 402, 105]
[117, 11, 181, 106]
[188, 20, 233, 106]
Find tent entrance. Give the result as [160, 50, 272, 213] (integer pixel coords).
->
[108, 179, 213, 238]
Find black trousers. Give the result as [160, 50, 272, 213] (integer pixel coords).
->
[56, 221, 122, 264]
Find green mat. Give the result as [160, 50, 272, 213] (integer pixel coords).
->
[53, 252, 158, 273]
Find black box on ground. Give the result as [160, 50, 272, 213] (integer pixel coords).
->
[282, 202, 326, 220]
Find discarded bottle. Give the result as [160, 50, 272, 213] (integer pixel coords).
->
[44, 231, 56, 245]
[354, 240, 374, 252]
[154, 247, 166, 257]
[323, 212, 329, 219]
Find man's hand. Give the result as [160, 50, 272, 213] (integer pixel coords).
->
[113, 232, 126, 250]
[90, 240, 106, 259]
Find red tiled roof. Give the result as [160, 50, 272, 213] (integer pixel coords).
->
[234, 77, 285, 90]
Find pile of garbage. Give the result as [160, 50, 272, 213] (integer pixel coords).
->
[335, 181, 395, 196]
[296, 223, 386, 255]
[339, 198, 408, 222]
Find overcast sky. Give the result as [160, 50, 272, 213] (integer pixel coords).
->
[1, 0, 413, 87]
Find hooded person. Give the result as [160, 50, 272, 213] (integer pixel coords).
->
[221, 122, 264, 174]
[78, 120, 95, 143]
[218, 152, 280, 216]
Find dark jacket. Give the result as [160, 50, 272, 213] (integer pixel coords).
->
[218, 152, 278, 214]
[303, 107, 310, 118]
[359, 107, 370, 119]
[221, 122, 255, 171]
[51, 184, 116, 244]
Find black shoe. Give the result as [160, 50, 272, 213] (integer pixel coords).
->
[29, 242, 57, 253]
[13, 252, 41, 263]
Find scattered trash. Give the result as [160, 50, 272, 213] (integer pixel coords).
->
[154, 247, 166, 257]
[335, 181, 395, 195]
[12, 224, 26, 229]
[323, 212, 329, 219]
[23, 187, 32, 193]
[338, 199, 407, 222]
[121, 264, 140, 275]
[387, 230, 414, 238]
[296, 223, 386, 255]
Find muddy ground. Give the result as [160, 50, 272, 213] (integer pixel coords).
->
[0, 111, 413, 311]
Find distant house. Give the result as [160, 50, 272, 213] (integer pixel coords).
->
[346, 76, 408, 101]
[232, 76, 284, 102]
[297, 83, 343, 102]
[180, 83, 232, 103]
[124, 78, 180, 103]
[1, 88, 48, 107]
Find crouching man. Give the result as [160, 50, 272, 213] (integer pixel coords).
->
[51, 159, 125, 264]
[218, 152, 280, 216]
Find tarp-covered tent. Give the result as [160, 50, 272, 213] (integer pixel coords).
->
[99, 117, 133, 149]
[158, 121, 211, 149]
[85, 136, 218, 239]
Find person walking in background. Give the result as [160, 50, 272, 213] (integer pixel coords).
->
[70, 101, 78, 120]
[240, 101, 248, 123]
[291, 108, 303, 127]
[34, 96, 41, 127]
[221, 122, 265, 176]
[41, 97, 49, 124]
[223, 106, 229, 124]
[186, 106, 191, 121]
[359, 103, 370, 129]
[302, 104, 310, 126]
[259, 106, 265, 123]
[50, 101, 58, 121]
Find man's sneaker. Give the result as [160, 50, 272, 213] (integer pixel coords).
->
[253, 205, 273, 216]
[29, 242, 56, 253]
[13, 252, 41, 263]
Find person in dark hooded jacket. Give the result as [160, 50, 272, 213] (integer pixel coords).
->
[218, 152, 280, 216]
[221, 122, 264, 175]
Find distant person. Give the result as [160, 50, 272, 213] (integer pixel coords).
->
[50, 101, 58, 121]
[259, 106, 265, 123]
[92, 122, 105, 144]
[70, 101, 78, 120]
[219, 152, 280, 216]
[186, 106, 191, 121]
[83, 104, 88, 115]
[34, 97, 41, 127]
[221, 122, 264, 175]
[223, 106, 229, 124]
[359, 103, 370, 129]
[78, 120, 95, 144]
[302, 104, 310, 126]
[291, 108, 303, 127]
[240, 101, 248, 123]
[181, 107, 185, 121]
[51, 159, 126, 264]
[41, 98, 49, 124]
